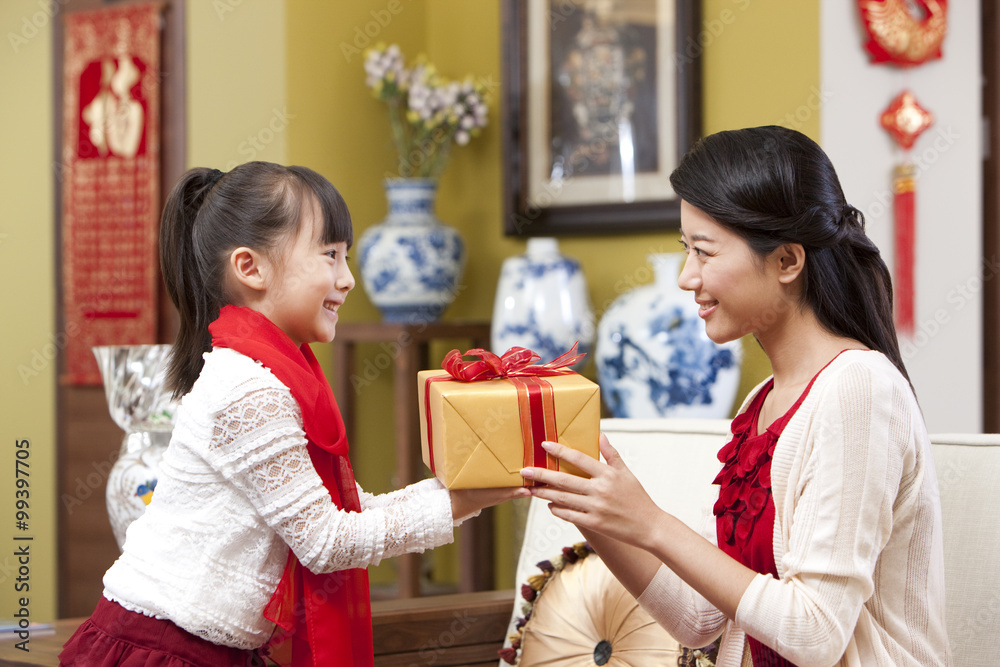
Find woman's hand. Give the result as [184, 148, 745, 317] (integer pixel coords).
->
[450, 486, 530, 522]
[520, 434, 664, 551]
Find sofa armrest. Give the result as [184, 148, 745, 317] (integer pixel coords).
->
[372, 589, 513, 666]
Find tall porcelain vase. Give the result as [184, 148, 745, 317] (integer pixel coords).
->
[93, 345, 178, 550]
[357, 178, 466, 323]
[491, 238, 594, 370]
[595, 253, 742, 418]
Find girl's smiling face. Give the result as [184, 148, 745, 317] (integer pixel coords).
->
[258, 196, 355, 345]
[677, 200, 791, 345]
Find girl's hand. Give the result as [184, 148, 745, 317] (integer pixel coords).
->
[520, 434, 664, 551]
[450, 486, 530, 522]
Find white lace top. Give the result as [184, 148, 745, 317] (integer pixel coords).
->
[103, 348, 458, 650]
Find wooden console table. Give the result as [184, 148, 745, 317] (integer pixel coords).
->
[331, 321, 494, 598]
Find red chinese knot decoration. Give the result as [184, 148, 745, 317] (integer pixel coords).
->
[880, 90, 934, 150]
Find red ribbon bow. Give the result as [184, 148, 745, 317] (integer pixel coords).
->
[424, 343, 586, 486]
[441, 342, 585, 381]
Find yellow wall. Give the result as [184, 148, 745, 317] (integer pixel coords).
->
[0, 0, 819, 614]
[0, 1, 57, 623]
[703, 0, 820, 137]
[187, 1, 288, 168]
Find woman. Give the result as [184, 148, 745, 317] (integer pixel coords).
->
[521, 127, 950, 666]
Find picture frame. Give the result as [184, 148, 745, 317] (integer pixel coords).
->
[502, 0, 701, 236]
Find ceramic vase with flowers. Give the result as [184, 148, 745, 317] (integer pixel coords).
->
[357, 44, 489, 323]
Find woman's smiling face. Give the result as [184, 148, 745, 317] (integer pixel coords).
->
[677, 200, 790, 345]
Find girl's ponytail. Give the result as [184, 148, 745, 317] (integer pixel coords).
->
[159, 168, 223, 398]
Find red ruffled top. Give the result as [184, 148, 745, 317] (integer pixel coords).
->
[713, 371, 825, 667]
[713, 379, 794, 577]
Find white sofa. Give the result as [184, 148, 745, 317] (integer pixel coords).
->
[503, 418, 1000, 667]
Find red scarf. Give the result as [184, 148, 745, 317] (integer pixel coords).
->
[209, 305, 373, 667]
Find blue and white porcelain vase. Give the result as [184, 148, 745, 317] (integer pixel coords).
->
[595, 253, 742, 418]
[357, 178, 466, 323]
[491, 237, 594, 370]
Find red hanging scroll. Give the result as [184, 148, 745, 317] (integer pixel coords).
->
[62, 3, 162, 384]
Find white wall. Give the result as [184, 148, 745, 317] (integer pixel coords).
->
[821, 1, 983, 432]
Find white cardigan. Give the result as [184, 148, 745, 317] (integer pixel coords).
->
[103, 348, 458, 649]
[637, 350, 951, 667]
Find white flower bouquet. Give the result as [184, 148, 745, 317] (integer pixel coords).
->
[363, 43, 489, 179]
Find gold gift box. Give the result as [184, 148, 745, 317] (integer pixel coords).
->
[417, 370, 601, 488]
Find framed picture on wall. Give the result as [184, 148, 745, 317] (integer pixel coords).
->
[502, 0, 701, 236]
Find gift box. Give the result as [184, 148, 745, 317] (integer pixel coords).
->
[417, 346, 601, 489]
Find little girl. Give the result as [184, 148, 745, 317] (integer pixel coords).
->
[60, 162, 526, 667]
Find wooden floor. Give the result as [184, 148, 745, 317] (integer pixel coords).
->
[0, 590, 514, 666]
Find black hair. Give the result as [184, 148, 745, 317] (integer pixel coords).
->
[159, 161, 352, 398]
[669, 126, 910, 385]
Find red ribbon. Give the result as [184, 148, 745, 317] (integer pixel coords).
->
[441, 343, 586, 381]
[424, 344, 585, 486]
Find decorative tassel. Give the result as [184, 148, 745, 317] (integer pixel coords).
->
[498, 647, 519, 664]
[893, 163, 916, 336]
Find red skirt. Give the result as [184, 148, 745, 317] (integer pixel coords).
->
[59, 597, 265, 667]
